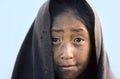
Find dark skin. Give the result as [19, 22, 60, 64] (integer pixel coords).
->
[51, 10, 91, 79]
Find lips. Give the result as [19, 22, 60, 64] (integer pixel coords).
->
[58, 64, 77, 70]
[59, 65, 76, 67]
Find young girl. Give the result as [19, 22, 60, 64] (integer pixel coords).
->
[11, 0, 115, 79]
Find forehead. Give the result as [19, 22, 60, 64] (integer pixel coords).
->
[52, 11, 88, 33]
[52, 9, 86, 26]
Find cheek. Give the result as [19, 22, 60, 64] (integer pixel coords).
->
[75, 44, 90, 64]
[53, 46, 62, 63]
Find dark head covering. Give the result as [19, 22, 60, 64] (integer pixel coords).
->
[11, 0, 115, 79]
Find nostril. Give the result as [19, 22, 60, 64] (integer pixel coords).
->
[61, 56, 64, 59]
[70, 57, 72, 59]
[61, 56, 73, 60]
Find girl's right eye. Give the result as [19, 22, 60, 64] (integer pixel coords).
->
[52, 37, 61, 45]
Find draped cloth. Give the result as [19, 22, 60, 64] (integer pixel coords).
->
[11, 0, 115, 79]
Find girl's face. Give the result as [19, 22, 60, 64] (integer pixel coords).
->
[52, 12, 90, 79]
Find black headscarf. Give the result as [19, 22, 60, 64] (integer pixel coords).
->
[11, 0, 115, 79]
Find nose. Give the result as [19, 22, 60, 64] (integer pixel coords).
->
[60, 44, 74, 60]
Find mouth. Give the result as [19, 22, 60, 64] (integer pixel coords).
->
[59, 65, 76, 67]
[58, 65, 77, 70]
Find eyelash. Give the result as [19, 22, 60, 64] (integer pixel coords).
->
[52, 37, 61, 45]
[73, 37, 84, 45]
[52, 37, 84, 45]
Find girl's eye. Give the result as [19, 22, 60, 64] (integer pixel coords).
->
[74, 37, 83, 44]
[52, 37, 61, 44]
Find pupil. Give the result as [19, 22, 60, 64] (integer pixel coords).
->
[52, 38, 58, 42]
[76, 38, 81, 42]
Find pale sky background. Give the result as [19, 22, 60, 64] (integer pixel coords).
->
[0, 0, 120, 79]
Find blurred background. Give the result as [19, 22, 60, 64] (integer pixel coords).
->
[0, 0, 119, 79]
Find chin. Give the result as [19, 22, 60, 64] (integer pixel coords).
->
[55, 64, 86, 79]
[56, 68, 80, 79]
[60, 74, 76, 79]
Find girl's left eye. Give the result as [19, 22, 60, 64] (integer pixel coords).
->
[74, 37, 83, 44]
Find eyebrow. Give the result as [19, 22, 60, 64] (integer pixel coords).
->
[71, 29, 84, 32]
[52, 28, 87, 33]
[71, 28, 88, 34]
[52, 29, 64, 33]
